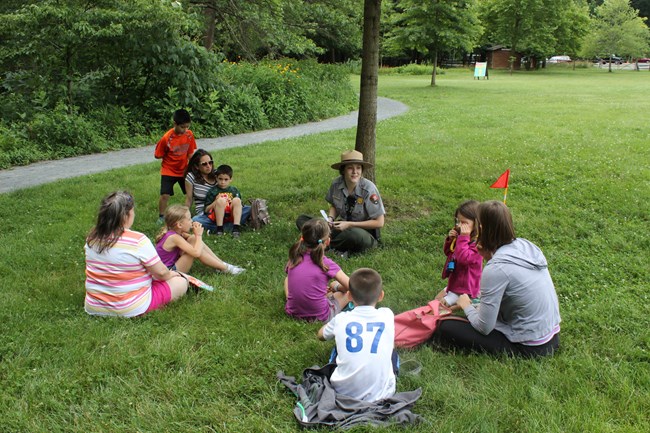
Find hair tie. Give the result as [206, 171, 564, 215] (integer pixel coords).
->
[318, 239, 323, 244]
[300, 236, 304, 242]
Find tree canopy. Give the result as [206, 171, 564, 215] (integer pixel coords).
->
[384, 0, 483, 85]
[581, 0, 650, 70]
[188, 0, 363, 61]
[479, 0, 591, 70]
[0, 0, 219, 121]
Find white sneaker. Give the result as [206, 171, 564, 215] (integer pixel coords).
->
[225, 264, 246, 275]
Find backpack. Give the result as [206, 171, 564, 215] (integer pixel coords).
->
[394, 299, 455, 349]
[248, 198, 270, 230]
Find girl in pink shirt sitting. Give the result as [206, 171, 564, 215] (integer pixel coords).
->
[155, 205, 245, 275]
[284, 219, 350, 322]
[435, 200, 483, 307]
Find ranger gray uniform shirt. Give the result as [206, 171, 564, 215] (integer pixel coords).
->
[326, 177, 385, 222]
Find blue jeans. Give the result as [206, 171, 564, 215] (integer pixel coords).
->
[193, 205, 251, 232]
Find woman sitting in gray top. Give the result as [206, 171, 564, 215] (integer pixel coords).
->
[432, 200, 561, 357]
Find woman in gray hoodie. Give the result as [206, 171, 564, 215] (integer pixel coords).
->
[432, 201, 561, 357]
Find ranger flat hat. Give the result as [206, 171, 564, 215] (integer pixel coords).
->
[331, 150, 373, 170]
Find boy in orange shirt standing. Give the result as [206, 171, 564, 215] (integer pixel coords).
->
[154, 109, 197, 224]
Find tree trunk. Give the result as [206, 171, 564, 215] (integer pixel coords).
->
[65, 46, 73, 112]
[430, 49, 437, 86]
[355, 0, 381, 183]
[203, 4, 217, 51]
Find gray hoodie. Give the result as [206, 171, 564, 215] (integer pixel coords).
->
[464, 238, 561, 343]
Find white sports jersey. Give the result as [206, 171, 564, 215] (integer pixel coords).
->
[322, 305, 396, 401]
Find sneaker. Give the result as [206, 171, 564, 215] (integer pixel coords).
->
[216, 230, 225, 236]
[230, 266, 246, 275]
[232, 230, 241, 239]
[224, 263, 246, 275]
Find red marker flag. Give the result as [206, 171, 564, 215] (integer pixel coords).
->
[490, 169, 510, 189]
[490, 169, 510, 204]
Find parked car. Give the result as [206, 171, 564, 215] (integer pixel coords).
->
[636, 58, 650, 63]
[595, 55, 624, 64]
[548, 55, 572, 63]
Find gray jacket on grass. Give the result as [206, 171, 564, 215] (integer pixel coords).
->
[465, 238, 561, 343]
[277, 364, 423, 429]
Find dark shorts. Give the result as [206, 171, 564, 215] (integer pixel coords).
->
[160, 175, 186, 196]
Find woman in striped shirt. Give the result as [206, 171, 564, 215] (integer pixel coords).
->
[85, 191, 188, 317]
[184, 149, 218, 216]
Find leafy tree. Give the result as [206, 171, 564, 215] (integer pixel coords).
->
[384, 0, 483, 85]
[189, 0, 348, 60]
[188, 0, 364, 62]
[581, 0, 650, 71]
[590, 0, 650, 19]
[480, 0, 538, 72]
[305, 0, 364, 62]
[480, 0, 589, 71]
[0, 0, 36, 14]
[554, 0, 591, 68]
[0, 0, 220, 126]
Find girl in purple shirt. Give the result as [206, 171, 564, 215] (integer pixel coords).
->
[284, 219, 350, 322]
[155, 205, 245, 275]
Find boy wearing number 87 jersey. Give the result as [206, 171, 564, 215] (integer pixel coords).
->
[318, 268, 396, 402]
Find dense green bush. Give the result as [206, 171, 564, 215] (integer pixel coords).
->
[379, 62, 446, 75]
[0, 1, 357, 169]
[218, 59, 356, 128]
[0, 58, 355, 169]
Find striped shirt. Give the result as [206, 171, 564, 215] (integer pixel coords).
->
[85, 229, 161, 317]
[185, 171, 218, 215]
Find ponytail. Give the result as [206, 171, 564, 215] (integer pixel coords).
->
[288, 219, 330, 271]
[309, 241, 327, 272]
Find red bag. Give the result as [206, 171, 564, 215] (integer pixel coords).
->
[394, 299, 453, 348]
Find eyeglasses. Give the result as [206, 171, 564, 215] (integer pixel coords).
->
[200, 160, 214, 167]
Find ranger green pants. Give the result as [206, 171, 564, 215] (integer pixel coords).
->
[296, 214, 378, 254]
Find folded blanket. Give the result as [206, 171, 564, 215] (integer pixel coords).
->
[277, 364, 423, 429]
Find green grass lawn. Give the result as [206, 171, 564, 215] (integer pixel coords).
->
[1, 66, 648, 432]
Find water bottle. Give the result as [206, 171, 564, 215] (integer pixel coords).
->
[446, 259, 455, 273]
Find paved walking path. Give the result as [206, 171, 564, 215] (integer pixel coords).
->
[0, 97, 408, 194]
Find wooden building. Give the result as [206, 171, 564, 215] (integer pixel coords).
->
[486, 46, 522, 69]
